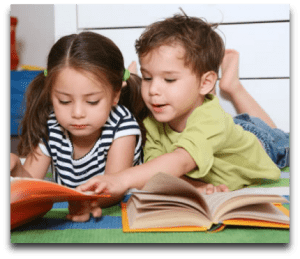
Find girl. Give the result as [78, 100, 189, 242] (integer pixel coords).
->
[10, 31, 148, 222]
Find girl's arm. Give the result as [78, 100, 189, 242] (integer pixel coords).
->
[92, 135, 137, 208]
[68, 135, 137, 222]
[105, 135, 136, 175]
[10, 146, 51, 179]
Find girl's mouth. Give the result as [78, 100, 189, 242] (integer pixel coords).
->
[72, 125, 87, 129]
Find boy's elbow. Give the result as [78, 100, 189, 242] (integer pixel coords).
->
[273, 167, 281, 180]
[264, 166, 281, 181]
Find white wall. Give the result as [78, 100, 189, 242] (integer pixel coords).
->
[10, 4, 55, 68]
[55, 4, 290, 132]
[10, 4, 290, 132]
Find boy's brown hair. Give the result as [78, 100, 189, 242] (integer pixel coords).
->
[135, 13, 225, 78]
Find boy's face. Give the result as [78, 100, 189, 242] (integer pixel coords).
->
[140, 44, 205, 132]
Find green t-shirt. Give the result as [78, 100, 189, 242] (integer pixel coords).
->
[143, 94, 280, 191]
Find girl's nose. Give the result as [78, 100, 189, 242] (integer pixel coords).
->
[72, 103, 85, 119]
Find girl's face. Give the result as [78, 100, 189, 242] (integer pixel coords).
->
[140, 44, 205, 132]
[51, 68, 120, 140]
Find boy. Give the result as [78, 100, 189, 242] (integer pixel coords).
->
[78, 14, 282, 198]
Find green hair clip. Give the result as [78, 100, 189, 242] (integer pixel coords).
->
[44, 69, 48, 77]
[123, 69, 130, 81]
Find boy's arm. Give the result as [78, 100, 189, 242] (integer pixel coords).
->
[78, 147, 197, 196]
[123, 147, 196, 189]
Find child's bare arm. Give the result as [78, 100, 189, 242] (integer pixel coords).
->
[124, 147, 196, 189]
[10, 153, 32, 178]
[93, 135, 136, 206]
[68, 135, 137, 222]
[10, 146, 51, 179]
[78, 147, 197, 196]
[180, 175, 229, 194]
[105, 135, 136, 175]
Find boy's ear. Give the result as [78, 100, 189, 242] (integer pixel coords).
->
[199, 71, 218, 95]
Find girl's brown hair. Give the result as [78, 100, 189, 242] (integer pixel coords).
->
[18, 31, 148, 156]
[135, 13, 225, 79]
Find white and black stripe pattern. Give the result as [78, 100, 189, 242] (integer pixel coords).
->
[42, 105, 143, 188]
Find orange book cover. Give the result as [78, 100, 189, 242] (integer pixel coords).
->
[11, 178, 110, 230]
[222, 203, 290, 229]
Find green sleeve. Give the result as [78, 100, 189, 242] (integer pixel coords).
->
[143, 117, 165, 163]
[172, 124, 214, 179]
[171, 101, 228, 179]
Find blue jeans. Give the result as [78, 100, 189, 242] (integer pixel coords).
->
[233, 114, 290, 168]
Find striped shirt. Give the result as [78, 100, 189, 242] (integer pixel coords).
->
[39, 105, 143, 188]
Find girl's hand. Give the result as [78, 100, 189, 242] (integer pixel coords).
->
[68, 175, 128, 222]
[76, 174, 129, 197]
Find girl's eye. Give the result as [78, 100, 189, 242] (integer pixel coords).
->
[87, 101, 99, 105]
[165, 79, 176, 83]
[59, 100, 71, 105]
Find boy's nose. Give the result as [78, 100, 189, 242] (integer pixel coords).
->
[149, 80, 160, 96]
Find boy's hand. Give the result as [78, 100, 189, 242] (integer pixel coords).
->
[198, 183, 229, 195]
[76, 174, 129, 197]
[180, 175, 229, 195]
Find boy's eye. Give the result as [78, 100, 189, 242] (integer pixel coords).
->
[142, 77, 152, 81]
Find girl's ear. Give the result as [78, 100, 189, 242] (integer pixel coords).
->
[113, 82, 127, 106]
[113, 90, 121, 106]
[199, 71, 218, 95]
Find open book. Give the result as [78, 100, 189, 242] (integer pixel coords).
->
[11, 177, 110, 230]
[121, 173, 289, 232]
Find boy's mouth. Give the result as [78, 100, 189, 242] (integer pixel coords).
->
[152, 104, 167, 113]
